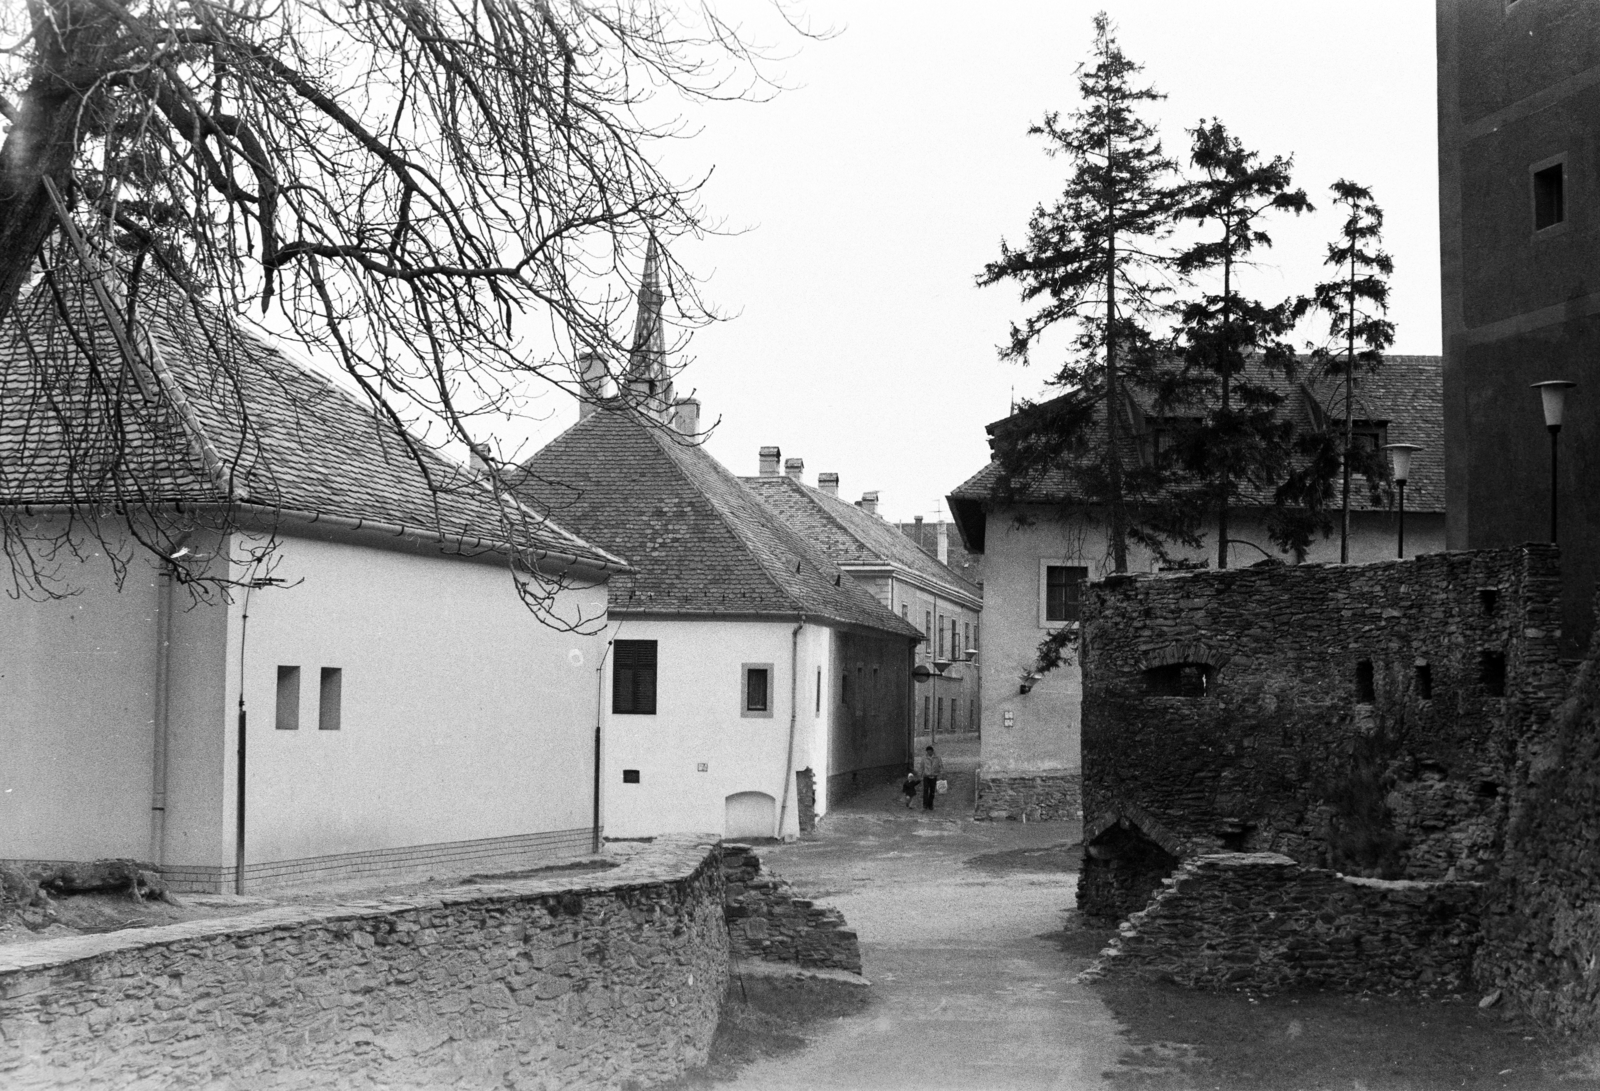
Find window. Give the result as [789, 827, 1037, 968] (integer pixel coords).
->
[1480, 588, 1500, 615]
[923, 694, 930, 729]
[1149, 416, 1202, 460]
[1355, 659, 1376, 704]
[963, 622, 971, 656]
[924, 610, 932, 642]
[970, 699, 976, 730]
[318, 668, 342, 731]
[1144, 663, 1212, 698]
[1480, 650, 1507, 697]
[816, 668, 822, 715]
[622, 769, 640, 784]
[1415, 663, 1433, 701]
[1534, 162, 1565, 231]
[742, 663, 774, 718]
[951, 619, 960, 658]
[937, 616, 946, 658]
[973, 623, 979, 651]
[275, 666, 300, 730]
[1045, 565, 1089, 623]
[901, 603, 909, 619]
[613, 640, 658, 714]
[937, 697, 944, 731]
[1341, 420, 1387, 455]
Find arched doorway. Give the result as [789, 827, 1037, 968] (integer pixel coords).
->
[724, 791, 777, 840]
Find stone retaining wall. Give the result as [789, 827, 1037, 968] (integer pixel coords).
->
[721, 845, 861, 975]
[976, 771, 1082, 822]
[1091, 853, 1482, 996]
[1078, 547, 1567, 920]
[0, 836, 727, 1090]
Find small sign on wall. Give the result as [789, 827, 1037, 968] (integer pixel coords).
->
[1003, 710, 1016, 729]
[697, 763, 708, 772]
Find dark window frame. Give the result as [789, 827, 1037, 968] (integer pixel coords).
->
[612, 640, 658, 715]
[1532, 157, 1567, 233]
[1045, 565, 1089, 624]
[742, 662, 775, 718]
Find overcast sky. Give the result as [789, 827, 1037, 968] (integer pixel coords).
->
[522, 2, 1440, 526]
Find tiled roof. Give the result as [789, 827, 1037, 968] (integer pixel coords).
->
[741, 476, 982, 604]
[515, 411, 923, 636]
[0, 274, 622, 569]
[950, 355, 1444, 514]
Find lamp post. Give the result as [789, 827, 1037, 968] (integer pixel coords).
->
[1531, 381, 1577, 543]
[1383, 443, 1423, 559]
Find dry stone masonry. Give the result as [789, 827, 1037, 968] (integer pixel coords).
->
[976, 772, 1082, 823]
[0, 836, 727, 1090]
[1077, 547, 1566, 921]
[1477, 592, 1600, 1035]
[721, 844, 861, 975]
[1089, 853, 1482, 996]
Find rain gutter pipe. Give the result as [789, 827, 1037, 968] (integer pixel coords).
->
[777, 616, 806, 838]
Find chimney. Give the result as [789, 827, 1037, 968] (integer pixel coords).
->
[758, 446, 782, 476]
[784, 457, 805, 482]
[671, 398, 701, 436]
[937, 519, 949, 565]
[856, 490, 879, 517]
[468, 442, 492, 475]
[577, 351, 608, 419]
[818, 472, 839, 497]
[913, 514, 925, 549]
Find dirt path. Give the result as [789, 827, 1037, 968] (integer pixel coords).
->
[718, 783, 1125, 1091]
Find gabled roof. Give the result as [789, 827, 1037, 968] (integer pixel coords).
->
[741, 475, 982, 607]
[515, 411, 923, 636]
[0, 273, 623, 571]
[948, 355, 1444, 551]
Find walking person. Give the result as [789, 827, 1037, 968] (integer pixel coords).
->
[918, 745, 944, 811]
[901, 765, 920, 809]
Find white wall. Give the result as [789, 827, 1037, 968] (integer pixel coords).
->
[222, 533, 609, 866]
[600, 617, 830, 840]
[977, 506, 1448, 777]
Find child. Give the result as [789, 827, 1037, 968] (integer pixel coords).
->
[901, 767, 919, 809]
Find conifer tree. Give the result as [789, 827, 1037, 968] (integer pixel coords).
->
[1307, 180, 1396, 563]
[977, 13, 1182, 574]
[1169, 121, 1311, 568]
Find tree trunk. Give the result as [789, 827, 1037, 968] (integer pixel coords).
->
[1106, 231, 1128, 574]
[0, 0, 118, 327]
[1217, 244, 1232, 570]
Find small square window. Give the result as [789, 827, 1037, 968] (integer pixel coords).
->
[275, 666, 300, 730]
[622, 769, 641, 784]
[1534, 163, 1565, 231]
[742, 663, 775, 718]
[318, 668, 342, 731]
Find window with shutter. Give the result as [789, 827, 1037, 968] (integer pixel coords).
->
[612, 640, 658, 714]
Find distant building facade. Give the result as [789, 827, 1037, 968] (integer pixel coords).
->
[742, 457, 982, 742]
[948, 358, 1446, 821]
[1438, 0, 1600, 652]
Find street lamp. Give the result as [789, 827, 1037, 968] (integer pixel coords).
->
[1531, 381, 1578, 543]
[1383, 443, 1423, 559]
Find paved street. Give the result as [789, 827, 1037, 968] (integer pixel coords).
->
[719, 750, 1125, 1091]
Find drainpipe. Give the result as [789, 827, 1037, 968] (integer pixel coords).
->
[593, 661, 604, 854]
[777, 616, 806, 838]
[148, 565, 174, 865]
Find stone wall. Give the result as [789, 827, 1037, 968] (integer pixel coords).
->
[1477, 592, 1600, 1034]
[721, 844, 861, 975]
[0, 836, 727, 1090]
[975, 771, 1082, 823]
[1078, 547, 1567, 921]
[1090, 853, 1482, 996]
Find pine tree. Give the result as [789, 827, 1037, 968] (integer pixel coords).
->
[977, 13, 1183, 574]
[1169, 120, 1311, 569]
[1307, 180, 1396, 563]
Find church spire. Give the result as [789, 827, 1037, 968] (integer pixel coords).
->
[624, 237, 670, 413]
